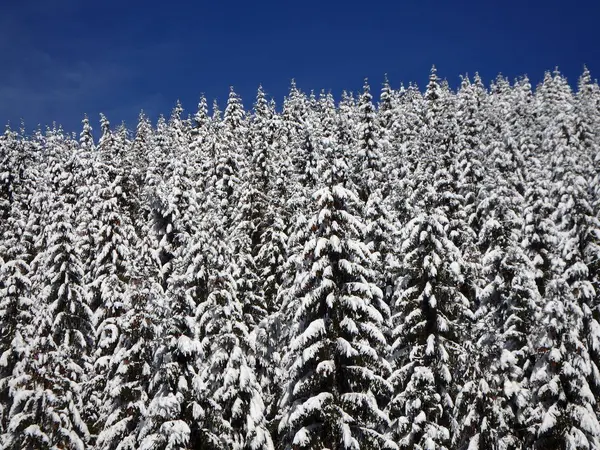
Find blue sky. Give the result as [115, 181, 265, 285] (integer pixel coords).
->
[1, 0, 598, 134]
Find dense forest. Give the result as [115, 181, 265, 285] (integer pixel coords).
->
[0, 66, 599, 449]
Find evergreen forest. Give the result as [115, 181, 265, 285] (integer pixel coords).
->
[1, 66, 600, 449]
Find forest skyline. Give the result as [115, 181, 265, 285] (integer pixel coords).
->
[3, 66, 597, 138]
[1, 0, 598, 133]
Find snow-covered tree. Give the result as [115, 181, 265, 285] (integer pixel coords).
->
[278, 147, 394, 449]
[528, 277, 600, 449]
[455, 174, 540, 448]
[136, 263, 201, 450]
[389, 203, 472, 449]
[83, 173, 138, 438]
[95, 275, 161, 450]
[355, 79, 384, 200]
[0, 232, 32, 432]
[3, 195, 93, 449]
[193, 241, 273, 450]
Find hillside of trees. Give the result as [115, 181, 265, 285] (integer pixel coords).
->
[0, 66, 599, 449]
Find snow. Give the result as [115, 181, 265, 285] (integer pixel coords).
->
[538, 405, 558, 435]
[293, 427, 311, 446]
[337, 337, 359, 358]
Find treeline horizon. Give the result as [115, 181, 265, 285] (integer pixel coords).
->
[6, 65, 590, 137]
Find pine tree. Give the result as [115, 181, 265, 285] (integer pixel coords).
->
[193, 234, 273, 450]
[135, 275, 200, 450]
[95, 275, 161, 450]
[282, 79, 309, 146]
[364, 188, 399, 309]
[455, 74, 486, 241]
[83, 170, 138, 439]
[278, 147, 394, 449]
[76, 115, 104, 279]
[227, 86, 279, 328]
[529, 277, 600, 449]
[0, 230, 32, 433]
[378, 74, 396, 140]
[355, 79, 384, 201]
[522, 175, 557, 298]
[454, 173, 540, 448]
[555, 172, 600, 401]
[3, 193, 94, 449]
[0, 127, 22, 242]
[388, 200, 472, 449]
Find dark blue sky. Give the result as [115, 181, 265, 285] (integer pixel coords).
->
[1, 0, 598, 134]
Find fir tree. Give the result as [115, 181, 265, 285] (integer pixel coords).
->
[83, 172, 138, 439]
[0, 232, 32, 433]
[388, 200, 472, 449]
[278, 147, 394, 450]
[355, 79, 384, 201]
[136, 276, 200, 450]
[193, 237, 273, 450]
[95, 275, 161, 450]
[3, 198, 93, 449]
[529, 277, 600, 449]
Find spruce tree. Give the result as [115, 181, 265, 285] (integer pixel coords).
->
[83, 171, 138, 439]
[355, 79, 383, 201]
[135, 276, 200, 450]
[95, 275, 161, 450]
[278, 146, 394, 449]
[193, 230, 273, 450]
[0, 231, 32, 433]
[388, 197, 472, 449]
[3, 193, 94, 449]
[529, 277, 600, 449]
